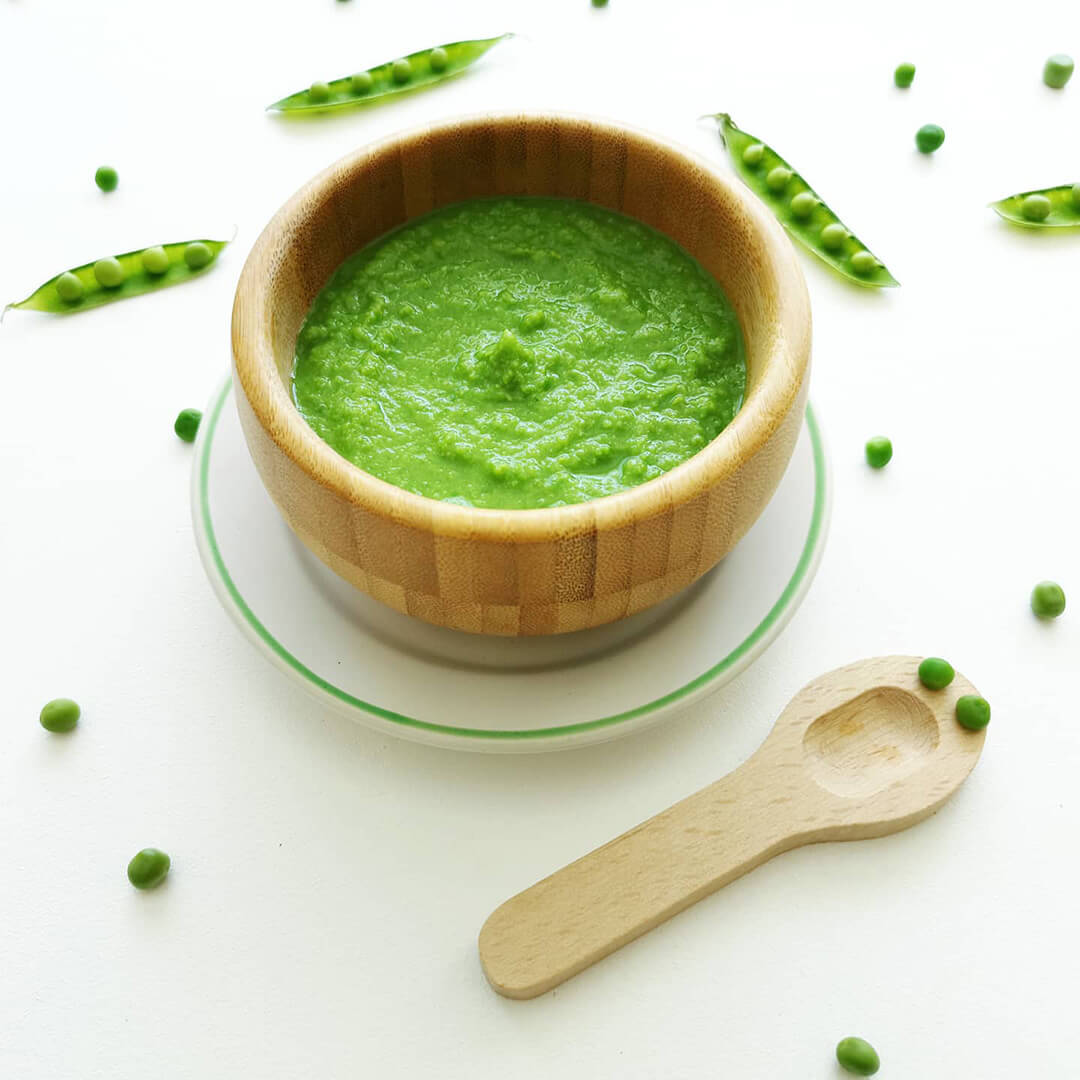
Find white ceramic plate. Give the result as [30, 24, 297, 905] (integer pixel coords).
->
[191, 379, 830, 752]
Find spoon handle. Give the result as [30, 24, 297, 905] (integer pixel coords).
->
[479, 751, 800, 999]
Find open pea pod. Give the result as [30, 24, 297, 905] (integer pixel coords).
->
[267, 34, 511, 114]
[990, 184, 1080, 228]
[709, 113, 898, 289]
[5, 238, 229, 316]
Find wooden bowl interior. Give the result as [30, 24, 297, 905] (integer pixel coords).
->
[260, 116, 781, 417]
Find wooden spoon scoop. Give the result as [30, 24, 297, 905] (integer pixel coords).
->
[479, 656, 985, 999]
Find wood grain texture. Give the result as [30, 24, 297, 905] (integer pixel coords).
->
[478, 656, 986, 997]
[232, 113, 812, 635]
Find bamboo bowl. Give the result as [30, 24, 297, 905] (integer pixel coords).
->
[232, 113, 811, 636]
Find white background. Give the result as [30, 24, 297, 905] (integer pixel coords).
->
[2, 0, 1078, 1076]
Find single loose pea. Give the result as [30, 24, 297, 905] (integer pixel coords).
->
[865, 436, 892, 468]
[894, 62, 916, 88]
[183, 242, 212, 270]
[742, 142, 765, 166]
[1070, 183, 1080, 210]
[93, 257, 125, 288]
[127, 848, 171, 890]
[850, 250, 877, 275]
[141, 245, 170, 275]
[309, 81, 331, 103]
[836, 1036, 880, 1076]
[1043, 53, 1074, 89]
[351, 70, 374, 93]
[790, 191, 817, 219]
[392, 58, 412, 83]
[765, 166, 792, 193]
[94, 165, 118, 193]
[592, 0, 610, 6]
[1021, 194, 1052, 222]
[174, 407, 202, 443]
[956, 695, 991, 731]
[919, 656, 955, 690]
[39, 698, 80, 734]
[523, 310, 546, 331]
[429, 46, 449, 72]
[915, 123, 945, 153]
[1031, 581, 1066, 619]
[54, 271, 85, 304]
[820, 222, 847, 251]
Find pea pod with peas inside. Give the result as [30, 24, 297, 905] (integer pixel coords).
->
[990, 183, 1080, 228]
[5, 238, 229, 316]
[708, 113, 898, 288]
[267, 34, 511, 114]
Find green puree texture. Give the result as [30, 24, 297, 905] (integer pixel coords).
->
[292, 197, 746, 510]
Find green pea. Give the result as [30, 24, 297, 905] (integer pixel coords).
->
[742, 142, 765, 166]
[790, 191, 816, 219]
[918, 656, 955, 690]
[956, 695, 990, 731]
[428, 46, 450, 73]
[351, 71, 374, 93]
[523, 310, 546, 331]
[39, 698, 80, 734]
[54, 271, 85, 304]
[850, 250, 877, 275]
[1043, 53, 1074, 89]
[820, 223, 847, 251]
[865, 436, 892, 468]
[765, 166, 792, 193]
[1031, 581, 1066, 619]
[836, 1036, 880, 1076]
[915, 124, 945, 153]
[894, 62, 916, 88]
[592, 0, 610, 6]
[1071, 183, 1080, 210]
[174, 407, 203, 443]
[392, 57, 412, 83]
[93, 256, 125, 288]
[94, 165, 118, 193]
[141, 245, 170, 275]
[183, 241, 212, 269]
[127, 848, 171, 890]
[309, 81, 331, 103]
[1021, 194, 1052, 222]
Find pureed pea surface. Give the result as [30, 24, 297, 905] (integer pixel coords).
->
[292, 197, 746, 510]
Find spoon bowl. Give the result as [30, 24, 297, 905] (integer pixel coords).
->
[479, 655, 985, 998]
[803, 686, 939, 798]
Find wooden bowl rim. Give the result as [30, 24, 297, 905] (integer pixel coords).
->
[232, 111, 811, 543]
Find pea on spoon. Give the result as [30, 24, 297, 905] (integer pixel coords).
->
[479, 655, 986, 998]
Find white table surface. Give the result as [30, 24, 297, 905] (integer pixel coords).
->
[2, 1, 1078, 1076]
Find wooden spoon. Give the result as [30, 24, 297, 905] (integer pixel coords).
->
[479, 656, 985, 999]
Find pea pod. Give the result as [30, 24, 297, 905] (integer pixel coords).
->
[267, 34, 511, 114]
[708, 113, 899, 289]
[990, 183, 1080, 228]
[5, 237, 229, 316]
